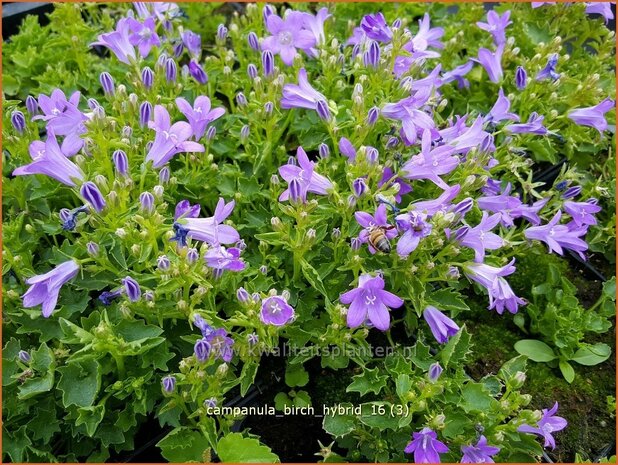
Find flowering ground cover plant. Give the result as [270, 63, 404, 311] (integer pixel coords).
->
[2, 1, 616, 463]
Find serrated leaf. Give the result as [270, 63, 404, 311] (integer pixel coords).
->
[157, 427, 211, 463]
[57, 359, 101, 408]
[285, 363, 309, 387]
[217, 433, 280, 463]
[323, 403, 356, 437]
[439, 326, 472, 368]
[346, 367, 388, 396]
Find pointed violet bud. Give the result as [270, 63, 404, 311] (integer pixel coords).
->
[159, 166, 170, 184]
[236, 239, 247, 251]
[319, 143, 330, 159]
[139, 101, 152, 128]
[122, 276, 141, 302]
[364, 40, 381, 68]
[554, 180, 568, 191]
[236, 92, 248, 107]
[240, 125, 250, 142]
[173, 41, 184, 58]
[454, 226, 470, 242]
[212, 268, 223, 280]
[515, 66, 527, 90]
[562, 186, 581, 199]
[289, 178, 304, 203]
[187, 248, 199, 264]
[252, 292, 261, 303]
[331, 228, 342, 241]
[428, 362, 443, 382]
[392, 18, 402, 28]
[347, 195, 357, 208]
[351, 237, 362, 250]
[264, 101, 274, 115]
[122, 125, 133, 138]
[206, 125, 217, 141]
[26, 95, 39, 115]
[316, 100, 331, 121]
[139, 192, 155, 213]
[141, 66, 154, 89]
[153, 185, 164, 198]
[447, 266, 460, 279]
[259, 265, 268, 274]
[217, 24, 228, 41]
[87, 98, 100, 111]
[112, 149, 129, 176]
[194, 338, 210, 361]
[262, 50, 274, 77]
[144, 290, 155, 301]
[156, 53, 168, 70]
[18, 350, 31, 363]
[162, 375, 176, 393]
[165, 58, 177, 82]
[287, 156, 298, 166]
[80, 181, 106, 213]
[188, 60, 208, 84]
[99, 72, 115, 96]
[157, 255, 170, 271]
[237, 287, 250, 303]
[366, 147, 379, 164]
[248, 31, 259, 50]
[263, 4, 275, 22]
[353, 178, 367, 198]
[306, 228, 316, 241]
[247, 63, 258, 80]
[367, 106, 380, 126]
[11, 111, 26, 134]
[87, 241, 100, 256]
[386, 136, 399, 149]
[452, 198, 474, 216]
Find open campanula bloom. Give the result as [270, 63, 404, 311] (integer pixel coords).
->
[360, 13, 392, 43]
[205, 328, 234, 362]
[146, 105, 205, 168]
[524, 211, 589, 259]
[506, 112, 547, 135]
[457, 212, 504, 262]
[180, 198, 240, 246]
[261, 12, 316, 65]
[410, 184, 462, 217]
[518, 402, 567, 449]
[91, 18, 137, 64]
[563, 199, 601, 227]
[401, 130, 459, 189]
[339, 273, 403, 331]
[381, 93, 435, 145]
[281, 68, 329, 117]
[585, 2, 615, 23]
[404, 427, 449, 463]
[174, 200, 201, 220]
[442, 61, 474, 88]
[22, 260, 80, 317]
[301, 7, 331, 47]
[278, 146, 333, 202]
[127, 17, 160, 57]
[567, 98, 614, 134]
[476, 10, 512, 46]
[476, 44, 504, 83]
[13, 131, 84, 186]
[461, 435, 501, 463]
[423, 306, 460, 344]
[355, 204, 398, 254]
[536, 54, 560, 81]
[395, 211, 432, 257]
[260, 295, 295, 326]
[485, 88, 519, 123]
[175, 96, 225, 140]
[204, 246, 246, 271]
[464, 259, 526, 314]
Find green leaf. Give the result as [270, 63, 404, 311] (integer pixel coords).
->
[240, 360, 259, 396]
[285, 364, 309, 387]
[427, 288, 470, 316]
[461, 383, 495, 413]
[323, 403, 356, 437]
[395, 374, 411, 399]
[514, 339, 557, 362]
[157, 427, 211, 463]
[300, 260, 330, 301]
[439, 326, 472, 368]
[498, 356, 528, 383]
[559, 360, 575, 383]
[358, 402, 399, 430]
[571, 343, 611, 366]
[217, 433, 280, 463]
[57, 359, 101, 408]
[76, 404, 105, 436]
[346, 367, 388, 396]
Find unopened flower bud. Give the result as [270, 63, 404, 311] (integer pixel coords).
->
[87, 242, 100, 256]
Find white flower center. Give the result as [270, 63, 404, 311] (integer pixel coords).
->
[364, 293, 377, 306]
[278, 31, 293, 46]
